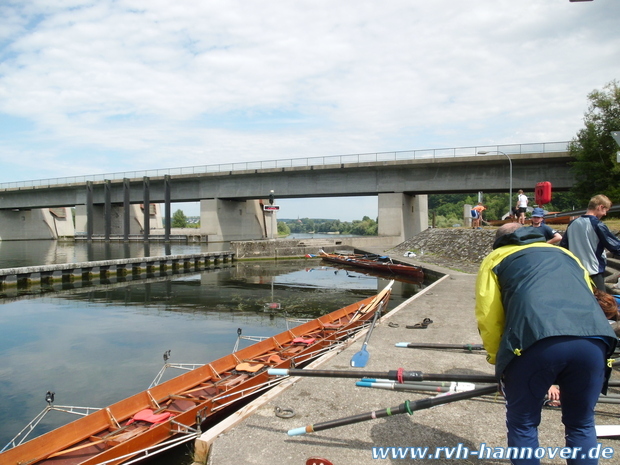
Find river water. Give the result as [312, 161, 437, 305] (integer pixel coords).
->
[0, 239, 426, 464]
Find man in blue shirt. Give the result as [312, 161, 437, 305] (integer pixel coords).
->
[530, 208, 562, 244]
[560, 194, 620, 289]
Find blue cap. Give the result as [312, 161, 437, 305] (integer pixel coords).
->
[532, 208, 545, 217]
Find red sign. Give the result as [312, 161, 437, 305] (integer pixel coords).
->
[263, 205, 280, 211]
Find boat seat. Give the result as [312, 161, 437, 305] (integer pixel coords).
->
[166, 398, 198, 412]
[292, 337, 316, 345]
[321, 322, 344, 330]
[281, 345, 305, 355]
[126, 409, 174, 426]
[235, 362, 264, 373]
[266, 354, 284, 365]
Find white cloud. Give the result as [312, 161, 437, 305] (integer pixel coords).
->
[0, 0, 618, 217]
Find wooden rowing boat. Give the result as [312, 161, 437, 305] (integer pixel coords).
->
[0, 283, 393, 465]
[319, 251, 424, 280]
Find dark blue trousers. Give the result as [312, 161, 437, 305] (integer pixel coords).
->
[501, 336, 607, 465]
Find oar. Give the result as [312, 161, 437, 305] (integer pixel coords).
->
[395, 342, 485, 351]
[356, 380, 483, 393]
[268, 367, 498, 384]
[287, 384, 498, 436]
[350, 300, 385, 367]
[350, 280, 393, 322]
[268, 368, 620, 387]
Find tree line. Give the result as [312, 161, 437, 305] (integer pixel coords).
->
[279, 216, 378, 236]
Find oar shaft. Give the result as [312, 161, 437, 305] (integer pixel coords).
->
[356, 382, 448, 393]
[288, 385, 498, 436]
[395, 342, 485, 351]
[269, 368, 497, 384]
[357, 381, 481, 393]
[361, 378, 453, 387]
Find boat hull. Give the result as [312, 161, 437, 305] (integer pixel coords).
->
[320, 252, 424, 279]
[1, 286, 392, 465]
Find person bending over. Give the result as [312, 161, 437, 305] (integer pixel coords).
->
[476, 223, 616, 465]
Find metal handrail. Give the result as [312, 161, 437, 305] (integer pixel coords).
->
[0, 141, 570, 190]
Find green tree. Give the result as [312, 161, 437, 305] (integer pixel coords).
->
[277, 221, 290, 236]
[569, 80, 620, 205]
[171, 209, 188, 228]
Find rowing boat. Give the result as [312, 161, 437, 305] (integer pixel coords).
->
[0, 283, 393, 465]
[319, 250, 424, 280]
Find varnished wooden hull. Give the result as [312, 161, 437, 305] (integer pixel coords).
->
[0, 286, 391, 465]
[320, 252, 424, 279]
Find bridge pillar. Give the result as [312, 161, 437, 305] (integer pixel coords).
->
[378, 193, 428, 241]
[200, 199, 269, 241]
[75, 204, 162, 237]
[0, 208, 74, 240]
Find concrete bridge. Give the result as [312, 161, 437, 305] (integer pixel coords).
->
[0, 142, 572, 243]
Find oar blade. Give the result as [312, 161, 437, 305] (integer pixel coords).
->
[350, 346, 370, 367]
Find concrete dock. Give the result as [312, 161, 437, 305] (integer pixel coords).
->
[197, 260, 620, 465]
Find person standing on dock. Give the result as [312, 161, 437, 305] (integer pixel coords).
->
[559, 194, 620, 290]
[476, 223, 616, 465]
[516, 190, 528, 225]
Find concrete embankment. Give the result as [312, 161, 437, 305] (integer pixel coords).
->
[195, 253, 620, 465]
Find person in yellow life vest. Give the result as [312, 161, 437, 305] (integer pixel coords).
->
[475, 223, 616, 465]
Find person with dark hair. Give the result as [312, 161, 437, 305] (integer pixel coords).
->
[559, 194, 620, 289]
[476, 223, 617, 465]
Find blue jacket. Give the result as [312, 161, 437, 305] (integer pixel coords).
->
[476, 227, 617, 379]
[559, 215, 620, 275]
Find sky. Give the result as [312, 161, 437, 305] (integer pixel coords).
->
[0, 1, 619, 221]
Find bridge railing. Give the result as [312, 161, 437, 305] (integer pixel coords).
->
[0, 141, 569, 190]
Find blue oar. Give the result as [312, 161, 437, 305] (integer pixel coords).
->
[350, 300, 384, 367]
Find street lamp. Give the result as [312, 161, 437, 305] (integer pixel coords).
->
[478, 150, 513, 217]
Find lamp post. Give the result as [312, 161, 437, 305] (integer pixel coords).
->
[478, 150, 512, 217]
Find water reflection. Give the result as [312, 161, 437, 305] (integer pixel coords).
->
[0, 258, 424, 463]
[0, 239, 227, 269]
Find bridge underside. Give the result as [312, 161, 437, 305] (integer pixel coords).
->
[0, 194, 428, 243]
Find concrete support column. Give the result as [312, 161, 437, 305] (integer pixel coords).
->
[164, 175, 171, 242]
[378, 193, 428, 241]
[143, 176, 150, 241]
[200, 198, 266, 241]
[123, 178, 130, 241]
[86, 181, 94, 240]
[265, 210, 277, 239]
[104, 180, 111, 241]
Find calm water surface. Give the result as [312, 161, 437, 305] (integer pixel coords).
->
[0, 240, 426, 464]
